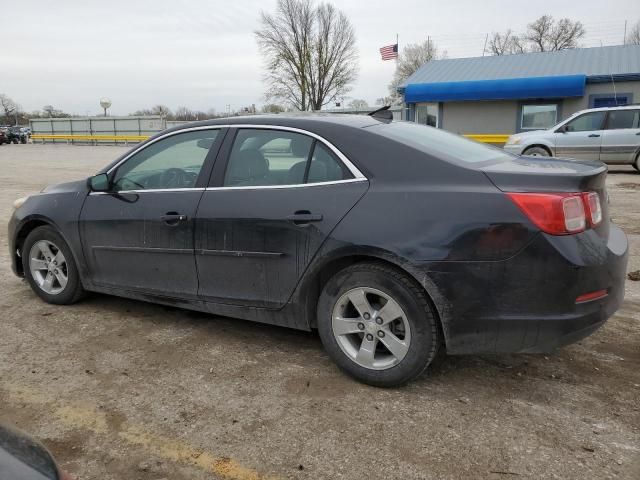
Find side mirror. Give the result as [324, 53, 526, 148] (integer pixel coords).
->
[87, 173, 110, 192]
[557, 125, 568, 133]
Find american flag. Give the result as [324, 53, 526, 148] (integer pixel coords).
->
[380, 43, 398, 61]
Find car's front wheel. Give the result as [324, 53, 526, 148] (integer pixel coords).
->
[523, 146, 551, 157]
[22, 226, 84, 305]
[317, 262, 441, 387]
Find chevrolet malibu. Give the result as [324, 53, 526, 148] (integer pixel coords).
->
[9, 113, 628, 387]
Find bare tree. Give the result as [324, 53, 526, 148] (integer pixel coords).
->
[151, 105, 171, 117]
[526, 15, 585, 52]
[261, 103, 286, 113]
[388, 39, 445, 101]
[348, 99, 368, 109]
[1, 94, 18, 123]
[627, 20, 640, 45]
[174, 106, 196, 121]
[255, 0, 358, 111]
[487, 30, 526, 55]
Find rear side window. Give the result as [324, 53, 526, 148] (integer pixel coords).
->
[606, 110, 640, 130]
[223, 129, 352, 187]
[370, 121, 513, 164]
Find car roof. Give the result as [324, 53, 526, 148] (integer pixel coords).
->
[163, 113, 387, 133]
[575, 104, 640, 114]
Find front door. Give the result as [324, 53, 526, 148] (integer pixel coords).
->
[195, 127, 368, 308]
[79, 128, 224, 298]
[600, 109, 640, 164]
[554, 111, 606, 161]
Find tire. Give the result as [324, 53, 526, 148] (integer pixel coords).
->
[317, 262, 441, 387]
[523, 146, 551, 157]
[22, 226, 85, 305]
[634, 153, 640, 172]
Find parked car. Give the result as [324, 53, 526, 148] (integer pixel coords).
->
[9, 113, 628, 386]
[0, 129, 6, 145]
[504, 105, 640, 169]
[6, 126, 28, 144]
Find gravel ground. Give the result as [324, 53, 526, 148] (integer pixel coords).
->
[0, 144, 638, 480]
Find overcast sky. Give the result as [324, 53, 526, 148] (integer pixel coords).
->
[5, 0, 640, 115]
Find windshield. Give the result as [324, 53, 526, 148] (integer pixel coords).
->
[369, 121, 514, 165]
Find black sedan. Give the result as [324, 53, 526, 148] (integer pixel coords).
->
[8, 113, 628, 386]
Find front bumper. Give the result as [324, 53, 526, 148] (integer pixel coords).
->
[503, 144, 526, 155]
[426, 225, 628, 354]
[8, 211, 21, 276]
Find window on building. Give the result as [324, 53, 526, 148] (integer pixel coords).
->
[415, 103, 438, 127]
[521, 104, 558, 130]
[592, 96, 629, 108]
[605, 109, 640, 130]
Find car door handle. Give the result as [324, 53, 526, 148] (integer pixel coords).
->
[588, 134, 600, 138]
[287, 211, 323, 225]
[161, 213, 188, 226]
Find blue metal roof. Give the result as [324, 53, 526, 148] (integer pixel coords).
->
[401, 44, 640, 90]
[404, 74, 586, 103]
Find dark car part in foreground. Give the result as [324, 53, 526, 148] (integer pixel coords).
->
[8, 114, 628, 387]
[0, 423, 70, 480]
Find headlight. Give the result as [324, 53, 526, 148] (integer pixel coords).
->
[13, 196, 29, 210]
[506, 136, 521, 145]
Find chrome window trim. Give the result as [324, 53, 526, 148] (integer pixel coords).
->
[89, 187, 206, 195]
[205, 177, 367, 191]
[104, 123, 366, 182]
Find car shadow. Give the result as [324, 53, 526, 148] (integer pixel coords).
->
[76, 291, 564, 393]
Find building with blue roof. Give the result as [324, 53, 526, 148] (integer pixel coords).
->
[399, 44, 640, 135]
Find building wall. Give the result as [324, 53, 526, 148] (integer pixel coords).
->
[563, 81, 640, 117]
[441, 100, 518, 135]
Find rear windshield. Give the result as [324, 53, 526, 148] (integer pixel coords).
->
[369, 121, 513, 165]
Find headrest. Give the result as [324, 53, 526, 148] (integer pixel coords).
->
[228, 149, 268, 184]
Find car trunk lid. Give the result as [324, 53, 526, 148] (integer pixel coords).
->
[480, 156, 609, 237]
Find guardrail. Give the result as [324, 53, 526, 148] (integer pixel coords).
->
[31, 133, 511, 145]
[463, 134, 510, 144]
[31, 134, 149, 145]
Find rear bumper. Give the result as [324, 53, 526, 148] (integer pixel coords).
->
[424, 224, 628, 354]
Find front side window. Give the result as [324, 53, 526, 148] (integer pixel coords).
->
[563, 112, 606, 132]
[113, 129, 219, 191]
[606, 110, 640, 130]
[521, 104, 557, 130]
[223, 129, 352, 187]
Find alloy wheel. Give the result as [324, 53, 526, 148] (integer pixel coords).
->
[331, 287, 411, 370]
[29, 240, 68, 295]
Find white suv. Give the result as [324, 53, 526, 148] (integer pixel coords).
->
[504, 105, 640, 170]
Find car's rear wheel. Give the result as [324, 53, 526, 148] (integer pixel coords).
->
[22, 226, 84, 305]
[634, 152, 640, 172]
[317, 262, 440, 387]
[523, 146, 551, 157]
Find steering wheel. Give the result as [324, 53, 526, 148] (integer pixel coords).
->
[160, 168, 186, 188]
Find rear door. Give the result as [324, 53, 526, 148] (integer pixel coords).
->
[600, 109, 640, 164]
[195, 127, 368, 308]
[554, 111, 606, 161]
[79, 127, 224, 298]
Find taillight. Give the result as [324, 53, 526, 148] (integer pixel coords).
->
[583, 192, 602, 226]
[507, 191, 602, 235]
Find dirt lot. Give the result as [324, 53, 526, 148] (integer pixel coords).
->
[0, 144, 638, 480]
